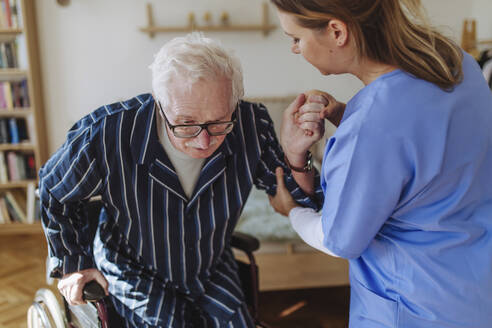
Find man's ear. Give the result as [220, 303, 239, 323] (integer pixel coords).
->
[326, 19, 349, 47]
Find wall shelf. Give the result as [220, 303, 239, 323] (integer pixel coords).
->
[0, 180, 37, 189]
[0, 0, 47, 234]
[0, 143, 35, 151]
[0, 108, 33, 117]
[140, 2, 276, 38]
[0, 28, 23, 42]
[0, 69, 29, 81]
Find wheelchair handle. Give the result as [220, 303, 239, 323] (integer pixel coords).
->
[82, 280, 106, 302]
[231, 232, 260, 253]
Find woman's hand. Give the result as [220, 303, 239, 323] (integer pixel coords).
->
[314, 91, 346, 127]
[58, 268, 109, 305]
[269, 167, 300, 217]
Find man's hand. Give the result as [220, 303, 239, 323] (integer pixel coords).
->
[58, 268, 108, 305]
[269, 167, 300, 217]
[280, 93, 325, 164]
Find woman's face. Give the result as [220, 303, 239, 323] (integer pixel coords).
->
[277, 10, 349, 76]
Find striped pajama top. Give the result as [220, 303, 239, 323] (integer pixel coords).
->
[39, 93, 323, 327]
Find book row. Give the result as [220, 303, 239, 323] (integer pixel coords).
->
[0, 185, 38, 224]
[0, 150, 35, 182]
[0, 117, 28, 143]
[0, 0, 20, 29]
[0, 80, 30, 109]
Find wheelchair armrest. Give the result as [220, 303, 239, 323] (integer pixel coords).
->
[231, 232, 260, 253]
[83, 280, 106, 302]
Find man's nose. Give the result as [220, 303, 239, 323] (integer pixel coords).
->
[194, 129, 211, 149]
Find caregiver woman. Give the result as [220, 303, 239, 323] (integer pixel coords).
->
[268, 0, 492, 327]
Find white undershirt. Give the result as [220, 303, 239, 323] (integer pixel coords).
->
[288, 207, 339, 257]
[157, 112, 205, 199]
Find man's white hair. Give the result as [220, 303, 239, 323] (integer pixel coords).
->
[150, 32, 244, 110]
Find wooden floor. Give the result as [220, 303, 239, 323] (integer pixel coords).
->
[0, 234, 58, 328]
[0, 234, 349, 328]
[258, 287, 350, 328]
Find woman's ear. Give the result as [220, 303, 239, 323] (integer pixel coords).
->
[327, 19, 349, 47]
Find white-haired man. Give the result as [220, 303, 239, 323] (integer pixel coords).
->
[39, 33, 324, 327]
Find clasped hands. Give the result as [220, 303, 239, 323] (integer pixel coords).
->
[269, 90, 341, 216]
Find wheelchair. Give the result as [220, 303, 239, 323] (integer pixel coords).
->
[28, 199, 270, 328]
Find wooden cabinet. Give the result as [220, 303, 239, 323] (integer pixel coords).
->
[0, 0, 46, 234]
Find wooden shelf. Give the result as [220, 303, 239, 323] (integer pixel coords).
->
[0, 28, 23, 42]
[0, 0, 49, 236]
[140, 2, 277, 38]
[140, 25, 277, 34]
[0, 28, 23, 34]
[0, 180, 37, 188]
[0, 222, 42, 235]
[0, 108, 33, 117]
[0, 69, 28, 81]
[0, 143, 35, 151]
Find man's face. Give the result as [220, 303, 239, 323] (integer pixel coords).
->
[159, 77, 233, 159]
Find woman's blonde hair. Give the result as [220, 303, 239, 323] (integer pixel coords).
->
[271, 0, 463, 90]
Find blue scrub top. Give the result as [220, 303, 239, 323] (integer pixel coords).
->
[321, 53, 492, 327]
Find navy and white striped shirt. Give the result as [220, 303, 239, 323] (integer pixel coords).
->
[39, 93, 323, 327]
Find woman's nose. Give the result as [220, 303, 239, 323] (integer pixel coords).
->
[291, 44, 300, 54]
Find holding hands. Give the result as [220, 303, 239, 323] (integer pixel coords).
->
[281, 89, 343, 165]
[280, 92, 325, 164]
[272, 89, 344, 217]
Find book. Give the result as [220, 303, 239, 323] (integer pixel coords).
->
[8, 117, 18, 143]
[12, 81, 21, 107]
[9, 0, 18, 28]
[0, 83, 5, 108]
[15, 152, 25, 180]
[4, 42, 17, 68]
[0, 119, 9, 143]
[16, 117, 27, 141]
[0, 197, 11, 223]
[0, 151, 7, 182]
[4, 191, 27, 222]
[13, 0, 21, 29]
[0, 43, 7, 69]
[10, 188, 26, 219]
[3, 81, 13, 109]
[0, 1, 5, 28]
[6, 151, 18, 180]
[0, 197, 6, 223]
[4, 0, 12, 28]
[20, 79, 29, 107]
[24, 153, 36, 179]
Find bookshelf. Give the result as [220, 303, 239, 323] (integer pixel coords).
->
[0, 0, 47, 234]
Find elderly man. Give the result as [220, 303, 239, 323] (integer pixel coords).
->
[39, 33, 323, 327]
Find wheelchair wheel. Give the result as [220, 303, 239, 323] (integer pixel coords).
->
[27, 302, 50, 328]
[27, 288, 67, 328]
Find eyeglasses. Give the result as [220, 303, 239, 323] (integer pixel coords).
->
[157, 100, 236, 138]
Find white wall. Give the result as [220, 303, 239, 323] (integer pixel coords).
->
[35, 0, 491, 154]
